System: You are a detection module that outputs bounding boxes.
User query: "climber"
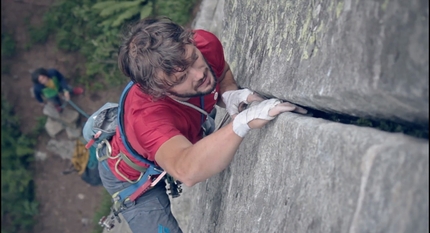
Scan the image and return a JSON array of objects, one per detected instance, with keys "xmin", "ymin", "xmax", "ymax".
[
  {"xmin": 31, "ymin": 67, "xmax": 83, "ymax": 113},
  {"xmin": 96, "ymin": 16, "xmax": 308, "ymax": 233}
]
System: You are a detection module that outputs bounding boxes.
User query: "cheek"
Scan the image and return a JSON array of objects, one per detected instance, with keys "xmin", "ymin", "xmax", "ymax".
[
  {"xmin": 171, "ymin": 82, "xmax": 189, "ymax": 93},
  {"xmin": 39, "ymin": 76, "xmax": 47, "ymax": 84}
]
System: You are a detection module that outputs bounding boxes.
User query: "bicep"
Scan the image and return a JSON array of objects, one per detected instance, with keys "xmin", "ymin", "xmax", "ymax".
[
  {"xmin": 154, "ymin": 135, "xmax": 192, "ymax": 179},
  {"xmin": 130, "ymin": 108, "xmax": 182, "ymax": 161}
]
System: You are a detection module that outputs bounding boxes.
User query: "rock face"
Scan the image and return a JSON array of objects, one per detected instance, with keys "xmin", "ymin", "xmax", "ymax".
[
  {"xmin": 43, "ymin": 103, "xmax": 81, "ymax": 139},
  {"xmin": 192, "ymin": 0, "xmax": 224, "ymax": 36},
  {"xmin": 170, "ymin": 0, "xmax": 430, "ymax": 233},
  {"xmin": 221, "ymin": 0, "xmax": 428, "ymax": 127},
  {"xmin": 184, "ymin": 113, "xmax": 429, "ymax": 233},
  {"xmin": 46, "ymin": 139, "xmax": 76, "ymax": 160}
]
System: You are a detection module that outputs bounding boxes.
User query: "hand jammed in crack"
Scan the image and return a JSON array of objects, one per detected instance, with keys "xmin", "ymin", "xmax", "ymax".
[{"xmin": 222, "ymin": 88, "xmax": 308, "ymax": 137}]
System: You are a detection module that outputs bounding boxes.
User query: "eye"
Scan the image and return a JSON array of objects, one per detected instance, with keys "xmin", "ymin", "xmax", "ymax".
[
  {"xmin": 177, "ymin": 74, "xmax": 187, "ymax": 83},
  {"xmin": 192, "ymin": 53, "xmax": 199, "ymax": 62}
]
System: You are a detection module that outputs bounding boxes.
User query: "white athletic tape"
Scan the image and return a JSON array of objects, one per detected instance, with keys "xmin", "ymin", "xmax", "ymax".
[
  {"xmin": 222, "ymin": 89, "xmax": 253, "ymax": 116},
  {"xmin": 232, "ymin": 99, "xmax": 281, "ymax": 137}
]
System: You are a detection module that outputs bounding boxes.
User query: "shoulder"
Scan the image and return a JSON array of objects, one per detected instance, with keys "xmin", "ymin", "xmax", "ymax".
[
  {"xmin": 193, "ymin": 30, "xmax": 226, "ymax": 78},
  {"xmin": 126, "ymin": 86, "xmax": 176, "ymax": 119},
  {"xmin": 193, "ymin": 30, "xmax": 223, "ymax": 50},
  {"xmin": 47, "ymin": 68, "xmax": 58, "ymax": 74},
  {"xmin": 47, "ymin": 68, "xmax": 62, "ymax": 77}
]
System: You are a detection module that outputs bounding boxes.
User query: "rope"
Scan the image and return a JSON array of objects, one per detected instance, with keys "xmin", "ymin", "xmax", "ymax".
[{"xmin": 66, "ymin": 99, "xmax": 90, "ymax": 118}]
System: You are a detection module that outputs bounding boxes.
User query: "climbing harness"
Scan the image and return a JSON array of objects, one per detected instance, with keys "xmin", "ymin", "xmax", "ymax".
[{"xmin": 83, "ymin": 82, "xmax": 176, "ymax": 230}]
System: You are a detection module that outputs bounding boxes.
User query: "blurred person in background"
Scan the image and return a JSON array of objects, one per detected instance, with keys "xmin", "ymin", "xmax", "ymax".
[{"xmin": 31, "ymin": 67, "xmax": 83, "ymax": 113}]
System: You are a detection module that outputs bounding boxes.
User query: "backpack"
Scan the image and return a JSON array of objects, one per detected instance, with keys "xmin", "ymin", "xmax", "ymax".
[
  {"xmin": 66, "ymin": 138, "xmax": 102, "ymax": 186},
  {"xmin": 82, "ymin": 102, "xmax": 118, "ymax": 149},
  {"xmin": 82, "ymin": 82, "xmax": 161, "ymax": 169},
  {"xmin": 82, "ymin": 81, "xmax": 168, "ymax": 203}
]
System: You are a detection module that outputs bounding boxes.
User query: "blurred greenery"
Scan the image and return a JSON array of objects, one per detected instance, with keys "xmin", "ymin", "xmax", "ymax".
[
  {"xmin": 91, "ymin": 190, "xmax": 113, "ymax": 233},
  {"xmin": 1, "ymin": 97, "xmax": 39, "ymax": 233},
  {"xmin": 27, "ymin": 0, "xmax": 197, "ymax": 90},
  {"xmin": 1, "ymin": 32, "xmax": 16, "ymax": 58},
  {"xmin": 1, "ymin": 32, "xmax": 16, "ymax": 74},
  {"xmin": 22, "ymin": 1, "xmax": 198, "ymax": 231}
]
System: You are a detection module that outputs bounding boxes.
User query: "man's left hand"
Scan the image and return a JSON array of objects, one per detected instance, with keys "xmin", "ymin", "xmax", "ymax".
[{"xmin": 222, "ymin": 89, "xmax": 264, "ymax": 116}]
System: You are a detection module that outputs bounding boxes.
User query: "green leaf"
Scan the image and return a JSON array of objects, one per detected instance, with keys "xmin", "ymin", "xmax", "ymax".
[
  {"xmin": 140, "ymin": 3, "xmax": 152, "ymax": 19},
  {"xmin": 16, "ymin": 147, "xmax": 34, "ymax": 157},
  {"xmin": 92, "ymin": 1, "xmax": 117, "ymax": 10},
  {"xmin": 111, "ymin": 6, "xmax": 141, "ymax": 27},
  {"xmin": 99, "ymin": 17, "xmax": 116, "ymax": 28},
  {"xmin": 22, "ymin": 200, "xmax": 39, "ymax": 216},
  {"xmin": 98, "ymin": 1, "xmax": 144, "ymax": 17}
]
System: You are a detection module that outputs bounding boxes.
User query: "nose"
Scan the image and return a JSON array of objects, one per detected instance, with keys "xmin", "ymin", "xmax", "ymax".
[{"xmin": 188, "ymin": 67, "xmax": 204, "ymax": 82}]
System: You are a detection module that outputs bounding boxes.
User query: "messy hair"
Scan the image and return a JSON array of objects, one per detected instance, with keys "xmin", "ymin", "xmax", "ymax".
[
  {"xmin": 31, "ymin": 67, "xmax": 49, "ymax": 84},
  {"xmin": 118, "ymin": 16, "xmax": 195, "ymax": 99}
]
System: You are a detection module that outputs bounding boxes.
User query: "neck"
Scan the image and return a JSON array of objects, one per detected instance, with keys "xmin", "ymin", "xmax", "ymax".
[{"xmin": 167, "ymin": 94, "xmax": 190, "ymax": 102}]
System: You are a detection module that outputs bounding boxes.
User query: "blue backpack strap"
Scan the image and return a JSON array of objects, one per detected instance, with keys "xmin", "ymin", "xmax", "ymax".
[
  {"xmin": 200, "ymin": 96, "xmax": 205, "ymax": 124},
  {"xmin": 112, "ymin": 166, "xmax": 162, "ymax": 202},
  {"xmin": 117, "ymin": 81, "xmax": 159, "ymax": 168}
]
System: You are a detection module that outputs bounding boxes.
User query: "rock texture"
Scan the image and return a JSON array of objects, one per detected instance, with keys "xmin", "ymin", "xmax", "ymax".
[
  {"xmin": 184, "ymin": 113, "xmax": 429, "ymax": 233},
  {"xmin": 106, "ymin": 0, "xmax": 429, "ymax": 232},
  {"xmin": 170, "ymin": 0, "xmax": 430, "ymax": 233},
  {"xmin": 46, "ymin": 139, "xmax": 76, "ymax": 160},
  {"xmin": 222, "ymin": 0, "xmax": 429, "ymax": 126},
  {"xmin": 43, "ymin": 103, "xmax": 81, "ymax": 139}
]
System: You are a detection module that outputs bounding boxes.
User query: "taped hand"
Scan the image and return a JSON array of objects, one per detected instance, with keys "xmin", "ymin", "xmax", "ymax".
[
  {"xmin": 221, "ymin": 89, "xmax": 265, "ymax": 116},
  {"xmin": 232, "ymin": 99, "xmax": 308, "ymax": 137}
]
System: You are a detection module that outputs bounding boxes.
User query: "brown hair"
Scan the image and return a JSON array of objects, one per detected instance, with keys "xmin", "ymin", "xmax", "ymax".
[
  {"xmin": 118, "ymin": 16, "xmax": 195, "ymax": 99},
  {"xmin": 31, "ymin": 67, "xmax": 49, "ymax": 84}
]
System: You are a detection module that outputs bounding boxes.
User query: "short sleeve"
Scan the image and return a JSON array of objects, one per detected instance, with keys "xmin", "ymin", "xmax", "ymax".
[
  {"xmin": 193, "ymin": 30, "xmax": 226, "ymax": 78},
  {"xmin": 130, "ymin": 107, "xmax": 182, "ymax": 161}
]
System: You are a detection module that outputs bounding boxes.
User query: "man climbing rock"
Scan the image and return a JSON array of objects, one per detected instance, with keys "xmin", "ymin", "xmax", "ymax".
[
  {"xmin": 31, "ymin": 67, "xmax": 83, "ymax": 113},
  {"xmin": 96, "ymin": 17, "xmax": 307, "ymax": 233}
]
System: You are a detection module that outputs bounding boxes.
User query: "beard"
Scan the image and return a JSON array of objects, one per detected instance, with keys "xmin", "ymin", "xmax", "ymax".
[{"xmin": 168, "ymin": 64, "xmax": 218, "ymax": 99}]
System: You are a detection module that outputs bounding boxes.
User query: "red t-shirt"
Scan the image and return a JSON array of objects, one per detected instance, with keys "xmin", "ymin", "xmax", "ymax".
[{"xmin": 108, "ymin": 30, "xmax": 226, "ymax": 181}]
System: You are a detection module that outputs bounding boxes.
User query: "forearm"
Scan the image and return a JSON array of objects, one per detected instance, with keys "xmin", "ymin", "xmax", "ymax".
[{"xmin": 157, "ymin": 121, "xmax": 243, "ymax": 186}]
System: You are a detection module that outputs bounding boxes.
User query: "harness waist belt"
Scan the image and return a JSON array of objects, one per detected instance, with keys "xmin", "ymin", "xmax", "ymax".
[{"xmin": 119, "ymin": 151, "xmax": 148, "ymax": 173}]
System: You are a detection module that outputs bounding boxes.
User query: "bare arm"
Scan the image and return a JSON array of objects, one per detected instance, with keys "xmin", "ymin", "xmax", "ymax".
[
  {"xmin": 155, "ymin": 121, "xmax": 242, "ymax": 187},
  {"xmin": 154, "ymin": 99, "xmax": 302, "ymax": 187}
]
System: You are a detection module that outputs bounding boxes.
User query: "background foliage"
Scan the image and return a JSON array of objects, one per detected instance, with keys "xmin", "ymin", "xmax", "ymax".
[
  {"xmin": 1, "ymin": 32, "xmax": 16, "ymax": 74},
  {"xmin": 1, "ymin": 97, "xmax": 40, "ymax": 233},
  {"xmin": 28, "ymin": 0, "xmax": 198, "ymax": 90},
  {"xmin": 1, "ymin": 1, "xmax": 197, "ymax": 232}
]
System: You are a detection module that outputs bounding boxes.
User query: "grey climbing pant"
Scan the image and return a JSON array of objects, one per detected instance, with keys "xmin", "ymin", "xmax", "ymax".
[{"xmin": 98, "ymin": 160, "xmax": 183, "ymax": 233}]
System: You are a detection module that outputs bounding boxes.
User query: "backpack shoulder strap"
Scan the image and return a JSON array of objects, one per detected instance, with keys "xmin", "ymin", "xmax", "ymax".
[
  {"xmin": 172, "ymin": 96, "xmax": 208, "ymax": 124},
  {"xmin": 117, "ymin": 81, "xmax": 158, "ymax": 168}
]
